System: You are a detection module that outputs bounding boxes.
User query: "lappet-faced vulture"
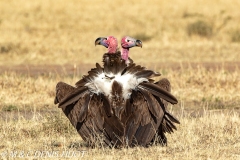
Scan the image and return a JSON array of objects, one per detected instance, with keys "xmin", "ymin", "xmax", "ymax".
[{"xmin": 54, "ymin": 36, "xmax": 179, "ymax": 147}]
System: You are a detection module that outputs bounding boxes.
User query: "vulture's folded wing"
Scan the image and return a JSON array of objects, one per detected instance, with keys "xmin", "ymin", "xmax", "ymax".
[{"xmin": 55, "ymin": 82, "xmax": 113, "ymax": 147}]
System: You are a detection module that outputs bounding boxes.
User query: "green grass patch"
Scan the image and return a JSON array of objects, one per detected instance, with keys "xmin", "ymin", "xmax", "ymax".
[
  {"xmin": 231, "ymin": 30, "xmax": 240, "ymax": 42},
  {"xmin": 187, "ymin": 20, "xmax": 213, "ymax": 37},
  {"xmin": 2, "ymin": 105, "xmax": 18, "ymax": 112}
]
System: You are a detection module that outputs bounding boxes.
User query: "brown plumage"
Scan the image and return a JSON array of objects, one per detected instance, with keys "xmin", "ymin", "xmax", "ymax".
[
  {"xmin": 54, "ymin": 36, "xmax": 180, "ymax": 147},
  {"xmin": 55, "ymin": 82, "xmax": 111, "ymax": 147},
  {"xmin": 55, "ymin": 50, "xmax": 128, "ymax": 147}
]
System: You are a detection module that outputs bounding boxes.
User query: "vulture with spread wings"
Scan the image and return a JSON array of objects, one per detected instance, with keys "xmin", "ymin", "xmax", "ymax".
[{"xmin": 54, "ymin": 36, "xmax": 179, "ymax": 147}]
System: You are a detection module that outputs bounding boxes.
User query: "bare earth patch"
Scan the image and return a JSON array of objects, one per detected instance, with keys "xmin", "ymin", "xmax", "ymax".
[{"xmin": 1, "ymin": 61, "xmax": 239, "ymax": 77}]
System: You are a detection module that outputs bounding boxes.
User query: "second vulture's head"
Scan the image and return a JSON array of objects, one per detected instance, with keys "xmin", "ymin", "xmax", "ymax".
[
  {"xmin": 95, "ymin": 36, "xmax": 118, "ymax": 53},
  {"xmin": 121, "ymin": 36, "xmax": 142, "ymax": 62},
  {"xmin": 121, "ymin": 36, "xmax": 142, "ymax": 49}
]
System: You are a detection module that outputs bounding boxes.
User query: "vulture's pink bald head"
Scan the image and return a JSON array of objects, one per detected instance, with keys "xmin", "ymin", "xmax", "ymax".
[
  {"xmin": 95, "ymin": 36, "xmax": 118, "ymax": 53},
  {"xmin": 121, "ymin": 36, "xmax": 142, "ymax": 61},
  {"xmin": 121, "ymin": 36, "xmax": 142, "ymax": 49}
]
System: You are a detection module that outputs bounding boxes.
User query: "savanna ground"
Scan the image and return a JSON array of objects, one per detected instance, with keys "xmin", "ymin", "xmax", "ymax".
[{"xmin": 0, "ymin": 0, "xmax": 240, "ymax": 159}]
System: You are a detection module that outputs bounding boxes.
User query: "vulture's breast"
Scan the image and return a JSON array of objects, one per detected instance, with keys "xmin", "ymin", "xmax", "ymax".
[{"xmin": 84, "ymin": 72, "xmax": 149, "ymax": 100}]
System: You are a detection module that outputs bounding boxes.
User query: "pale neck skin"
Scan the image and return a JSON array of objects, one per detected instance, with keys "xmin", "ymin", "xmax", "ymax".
[{"xmin": 121, "ymin": 48, "xmax": 129, "ymax": 60}]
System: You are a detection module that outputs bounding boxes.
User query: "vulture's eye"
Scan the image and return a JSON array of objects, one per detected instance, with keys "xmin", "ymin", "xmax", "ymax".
[{"xmin": 126, "ymin": 39, "xmax": 130, "ymax": 42}]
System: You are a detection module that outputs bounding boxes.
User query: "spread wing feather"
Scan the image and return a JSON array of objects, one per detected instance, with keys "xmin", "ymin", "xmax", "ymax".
[
  {"xmin": 124, "ymin": 91, "xmax": 142, "ymax": 145},
  {"xmin": 95, "ymin": 63, "xmax": 103, "ymax": 72},
  {"xmin": 124, "ymin": 98, "xmax": 132, "ymax": 118},
  {"xmin": 77, "ymin": 93, "xmax": 93, "ymax": 122},
  {"xmin": 75, "ymin": 78, "xmax": 86, "ymax": 87},
  {"xmin": 125, "ymin": 120, "xmax": 139, "ymax": 146},
  {"xmin": 101, "ymin": 94, "xmax": 113, "ymax": 117},
  {"xmin": 54, "ymin": 82, "xmax": 76, "ymax": 104},
  {"xmin": 165, "ymin": 112, "xmax": 180, "ymax": 124},
  {"xmin": 155, "ymin": 78, "xmax": 171, "ymax": 92},
  {"xmin": 164, "ymin": 115, "xmax": 177, "ymax": 130},
  {"xmin": 137, "ymin": 88, "xmax": 163, "ymax": 119},
  {"xmin": 100, "ymin": 107, "xmax": 125, "ymax": 147},
  {"xmin": 151, "ymin": 78, "xmax": 180, "ymax": 145},
  {"xmin": 134, "ymin": 123, "xmax": 156, "ymax": 146},
  {"xmin": 125, "ymin": 90, "xmax": 156, "ymax": 146},
  {"xmin": 75, "ymin": 63, "xmax": 103, "ymax": 87},
  {"xmin": 135, "ymin": 70, "xmax": 161, "ymax": 79},
  {"xmin": 165, "ymin": 122, "xmax": 174, "ymax": 133},
  {"xmin": 58, "ymin": 86, "xmax": 89, "ymax": 108},
  {"xmin": 126, "ymin": 65, "xmax": 144, "ymax": 74},
  {"xmin": 138, "ymin": 83, "xmax": 178, "ymax": 104}
]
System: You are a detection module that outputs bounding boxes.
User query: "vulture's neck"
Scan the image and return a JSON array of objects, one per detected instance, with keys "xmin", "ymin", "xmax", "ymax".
[
  {"xmin": 121, "ymin": 48, "xmax": 129, "ymax": 61},
  {"xmin": 108, "ymin": 46, "xmax": 117, "ymax": 53}
]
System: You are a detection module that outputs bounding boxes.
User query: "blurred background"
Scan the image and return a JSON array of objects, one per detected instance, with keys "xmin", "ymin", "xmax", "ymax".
[{"xmin": 0, "ymin": 0, "xmax": 240, "ymax": 67}]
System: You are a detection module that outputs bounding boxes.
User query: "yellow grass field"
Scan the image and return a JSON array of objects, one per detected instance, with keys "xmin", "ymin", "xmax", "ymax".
[{"xmin": 0, "ymin": 0, "xmax": 240, "ymax": 159}]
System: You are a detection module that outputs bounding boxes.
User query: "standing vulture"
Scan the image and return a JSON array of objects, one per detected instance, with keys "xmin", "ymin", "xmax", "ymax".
[{"xmin": 55, "ymin": 36, "xmax": 179, "ymax": 147}]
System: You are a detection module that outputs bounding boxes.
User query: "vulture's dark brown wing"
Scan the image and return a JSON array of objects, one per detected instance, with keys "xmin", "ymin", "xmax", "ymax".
[
  {"xmin": 55, "ymin": 82, "xmax": 115, "ymax": 147},
  {"xmin": 124, "ymin": 90, "xmax": 149, "ymax": 146},
  {"xmin": 138, "ymin": 82, "xmax": 178, "ymax": 104},
  {"xmin": 135, "ymin": 70, "xmax": 161, "ymax": 79},
  {"xmin": 58, "ymin": 62, "xmax": 104, "ymax": 109},
  {"xmin": 137, "ymin": 87, "xmax": 164, "ymax": 119},
  {"xmin": 100, "ymin": 108, "xmax": 125, "ymax": 147},
  {"xmin": 58, "ymin": 86, "xmax": 89, "ymax": 108},
  {"xmin": 55, "ymin": 81, "xmax": 128, "ymax": 147},
  {"xmin": 152, "ymin": 78, "xmax": 180, "ymax": 146},
  {"xmin": 124, "ymin": 89, "xmax": 163, "ymax": 147},
  {"xmin": 54, "ymin": 82, "xmax": 76, "ymax": 104},
  {"xmin": 155, "ymin": 78, "xmax": 180, "ymax": 126},
  {"xmin": 108, "ymin": 64, "xmax": 179, "ymax": 147},
  {"xmin": 126, "ymin": 88, "xmax": 165, "ymax": 147}
]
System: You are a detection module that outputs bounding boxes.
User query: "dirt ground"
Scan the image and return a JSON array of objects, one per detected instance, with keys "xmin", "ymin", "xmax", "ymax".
[{"xmin": 1, "ymin": 61, "xmax": 239, "ymax": 77}]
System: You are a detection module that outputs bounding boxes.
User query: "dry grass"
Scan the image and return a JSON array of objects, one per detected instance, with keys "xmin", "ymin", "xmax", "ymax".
[
  {"xmin": 1, "ymin": 0, "xmax": 240, "ymax": 159},
  {"xmin": 0, "ymin": 109, "xmax": 239, "ymax": 159}
]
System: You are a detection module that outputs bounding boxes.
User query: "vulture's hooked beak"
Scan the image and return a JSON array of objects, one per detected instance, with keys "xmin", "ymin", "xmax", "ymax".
[
  {"xmin": 95, "ymin": 37, "xmax": 108, "ymax": 48},
  {"xmin": 135, "ymin": 40, "xmax": 142, "ymax": 48}
]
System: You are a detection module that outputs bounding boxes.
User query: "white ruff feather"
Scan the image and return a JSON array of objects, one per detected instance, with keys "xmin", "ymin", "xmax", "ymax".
[{"xmin": 84, "ymin": 72, "xmax": 148, "ymax": 99}]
